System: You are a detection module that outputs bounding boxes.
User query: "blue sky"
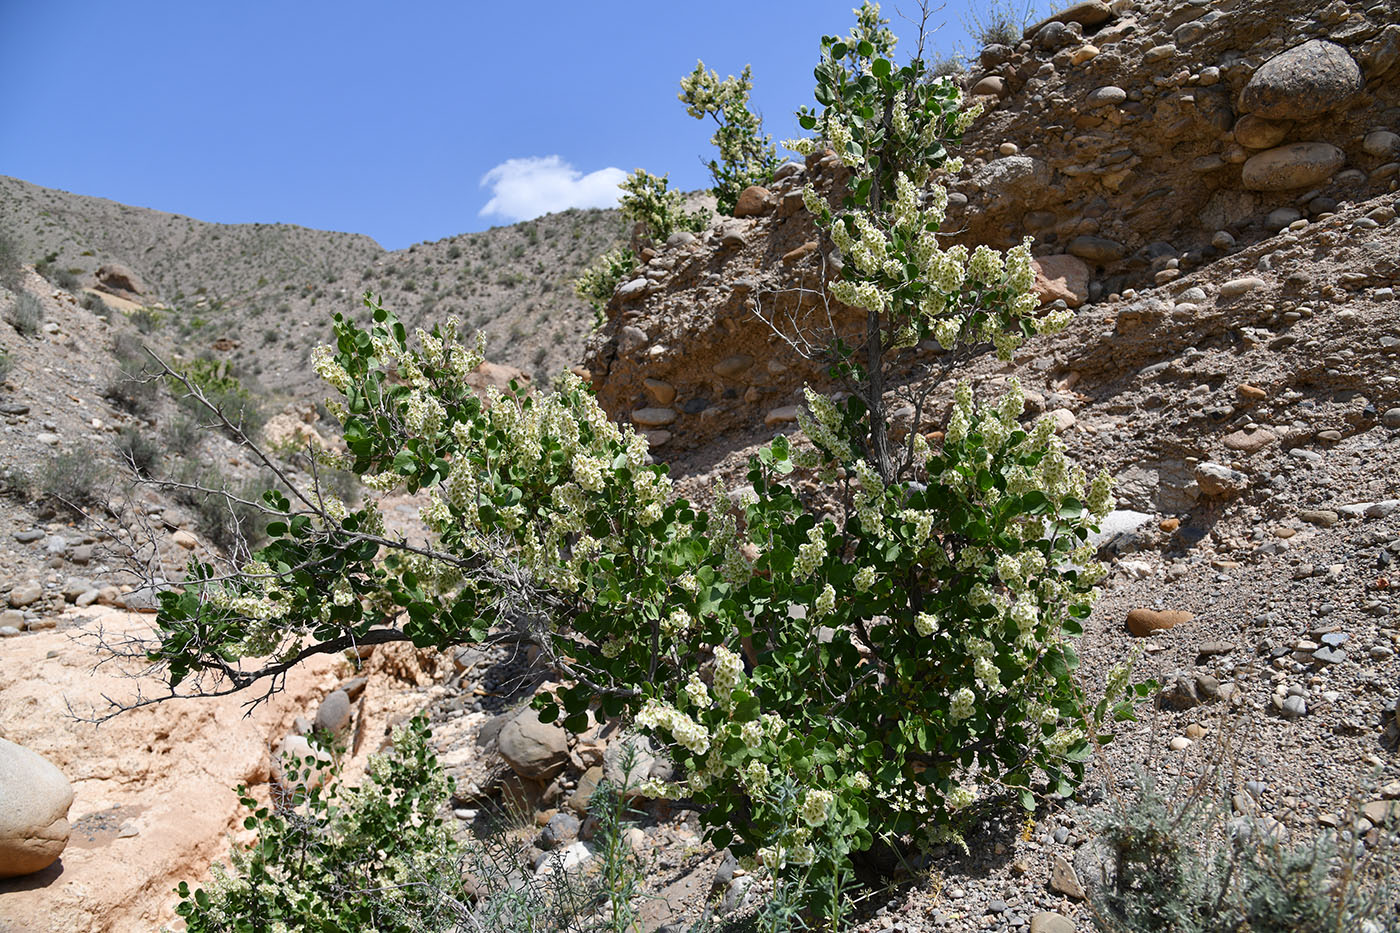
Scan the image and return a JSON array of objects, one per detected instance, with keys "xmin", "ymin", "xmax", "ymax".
[{"xmin": 1, "ymin": 1, "xmax": 1004, "ymax": 250}]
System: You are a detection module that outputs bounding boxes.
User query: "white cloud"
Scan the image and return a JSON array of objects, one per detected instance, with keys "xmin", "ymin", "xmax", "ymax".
[{"xmin": 478, "ymin": 156, "xmax": 627, "ymax": 222}]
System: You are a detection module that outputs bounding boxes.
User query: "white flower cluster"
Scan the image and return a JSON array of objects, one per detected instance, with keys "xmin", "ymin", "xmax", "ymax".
[
  {"xmin": 635, "ymin": 699, "xmax": 710, "ymax": 756},
  {"xmin": 684, "ymin": 672, "xmax": 712, "ymax": 709},
  {"xmin": 310, "ymin": 345, "xmax": 352, "ymax": 393},
  {"xmin": 950, "ymin": 686, "xmax": 976, "ymax": 720},
  {"xmin": 795, "ymin": 525, "xmax": 828, "ymax": 578},
  {"xmin": 801, "ymin": 788, "xmax": 834, "ymax": 826},
  {"xmin": 796, "ymin": 387, "xmax": 850, "ymax": 460},
  {"xmin": 945, "ymin": 782, "xmax": 977, "ymax": 811},
  {"xmin": 712, "ymin": 645, "xmax": 745, "ymax": 709}
]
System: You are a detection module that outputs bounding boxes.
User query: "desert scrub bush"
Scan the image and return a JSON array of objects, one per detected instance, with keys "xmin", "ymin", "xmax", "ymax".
[
  {"xmin": 0, "ymin": 349, "xmax": 12, "ymax": 384},
  {"xmin": 679, "ymin": 61, "xmax": 781, "ymax": 215},
  {"xmin": 136, "ymin": 3, "xmax": 1135, "ymax": 921},
  {"xmin": 114, "ymin": 424, "xmax": 161, "ymax": 477},
  {"xmin": 169, "ymin": 357, "xmax": 267, "ymax": 442},
  {"xmin": 1085, "ymin": 770, "xmax": 1400, "ymax": 932},
  {"xmin": 965, "ymin": 0, "xmax": 1040, "ymax": 48},
  {"xmin": 80, "ymin": 291, "xmax": 113, "ymax": 319},
  {"xmin": 0, "ymin": 232, "xmax": 21, "ymax": 292},
  {"xmin": 5, "ymin": 291, "xmax": 43, "ymax": 336},
  {"xmin": 160, "ymin": 413, "xmax": 201, "ymax": 453},
  {"xmin": 40, "ymin": 446, "xmax": 106, "ymax": 513},
  {"xmin": 176, "ymin": 715, "xmax": 470, "ymax": 933},
  {"xmin": 104, "ymin": 332, "xmax": 162, "ymax": 416},
  {"xmin": 170, "ymin": 463, "xmax": 278, "ymax": 553},
  {"xmin": 573, "ymin": 246, "xmax": 636, "ymax": 325},
  {"xmin": 617, "ymin": 168, "xmax": 709, "ymax": 245},
  {"xmin": 128, "ymin": 306, "xmax": 164, "ymax": 334}
]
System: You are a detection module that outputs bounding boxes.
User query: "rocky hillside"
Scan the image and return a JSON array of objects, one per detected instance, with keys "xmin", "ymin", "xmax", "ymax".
[{"xmin": 0, "ymin": 175, "xmax": 626, "ymax": 391}]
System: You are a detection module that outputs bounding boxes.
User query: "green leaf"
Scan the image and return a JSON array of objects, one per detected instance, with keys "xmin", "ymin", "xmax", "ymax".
[{"xmin": 872, "ymin": 58, "xmax": 891, "ymax": 78}]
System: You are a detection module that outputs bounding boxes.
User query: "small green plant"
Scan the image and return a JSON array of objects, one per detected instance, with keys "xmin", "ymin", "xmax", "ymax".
[
  {"xmin": 0, "ymin": 232, "xmax": 21, "ymax": 292},
  {"xmin": 0, "ymin": 349, "xmax": 12, "ymax": 384},
  {"xmin": 965, "ymin": 0, "xmax": 1040, "ymax": 49},
  {"xmin": 40, "ymin": 446, "xmax": 106, "ymax": 513},
  {"xmin": 115, "ymin": 424, "xmax": 162, "ymax": 477},
  {"xmin": 1085, "ymin": 770, "xmax": 1399, "ymax": 932},
  {"xmin": 617, "ymin": 168, "xmax": 710, "ymax": 245},
  {"xmin": 176, "ymin": 716, "xmax": 468, "ymax": 933},
  {"xmin": 128, "ymin": 307, "xmax": 164, "ymax": 334},
  {"xmin": 6, "ymin": 292, "xmax": 43, "ymax": 336},
  {"xmin": 573, "ymin": 246, "xmax": 637, "ymax": 325},
  {"xmin": 679, "ymin": 61, "xmax": 782, "ymax": 214},
  {"xmin": 169, "ymin": 358, "xmax": 267, "ymax": 442}
]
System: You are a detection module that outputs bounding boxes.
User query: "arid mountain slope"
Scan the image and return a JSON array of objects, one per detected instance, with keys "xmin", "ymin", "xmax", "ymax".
[{"xmin": 0, "ymin": 175, "xmax": 626, "ymax": 391}]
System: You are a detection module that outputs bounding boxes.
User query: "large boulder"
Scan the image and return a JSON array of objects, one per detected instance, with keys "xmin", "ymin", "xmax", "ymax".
[
  {"xmin": 94, "ymin": 263, "xmax": 147, "ymax": 298},
  {"xmin": 0, "ymin": 737, "xmax": 73, "ymax": 877},
  {"xmin": 1239, "ymin": 40, "xmax": 1363, "ymax": 121},
  {"xmin": 1241, "ymin": 142, "xmax": 1345, "ymax": 191},
  {"xmin": 972, "ymin": 156, "xmax": 1051, "ymax": 198},
  {"xmin": 497, "ymin": 709, "xmax": 568, "ymax": 780},
  {"xmin": 1032, "ymin": 255, "xmax": 1090, "ymax": 308}
]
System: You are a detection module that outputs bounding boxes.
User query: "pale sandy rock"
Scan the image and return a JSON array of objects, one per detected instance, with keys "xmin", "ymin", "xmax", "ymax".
[
  {"xmin": 765, "ymin": 406, "xmax": 800, "ymax": 427},
  {"xmin": 0, "ymin": 609, "xmax": 349, "ymax": 932},
  {"xmin": 497, "ymin": 709, "xmax": 568, "ymax": 781},
  {"xmin": 971, "ymin": 75, "xmax": 1007, "ymax": 97},
  {"xmin": 0, "ymin": 738, "xmax": 73, "ymax": 878}
]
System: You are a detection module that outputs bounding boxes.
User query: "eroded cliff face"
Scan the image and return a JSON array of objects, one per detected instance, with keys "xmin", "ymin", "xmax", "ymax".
[{"xmin": 584, "ymin": 0, "xmax": 1400, "ymax": 463}]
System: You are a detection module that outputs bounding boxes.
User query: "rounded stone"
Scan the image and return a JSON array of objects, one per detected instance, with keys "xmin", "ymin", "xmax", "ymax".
[
  {"xmin": 1066, "ymin": 235, "xmax": 1126, "ymax": 264},
  {"xmin": 1194, "ymin": 462, "xmax": 1249, "ymax": 497},
  {"xmin": 1126, "ymin": 608, "xmax": 1194, "ymax": 637},
  {"xmin": 313, "ymin": 688, "xmax": 353, "ymax": 737},
  {"xmin": 1240, "ymin": 40, "xmax": 1363, "ymax": 121},
  {"xmin": 971, "ymin": 75, "xmax": 1007, "ymax": 97},
  {"xmin": 1241, "ymin": 142, "xmax": 1345, "ymax": 191},
  {"xmin": 1032, "ymin": 255, "xmax": 1090, "ymax": 308},
  {"xmin": 498, "ymin": 709, "xmax": 569, "ymax": 781},
  {"xmin": 631, "ymin": 407, "xmax": 677, "ymax": 427},
  {"xmin": 271, "ymin": 734, "xmax": 330, "ymax": 791},
  {"xmin": 1233, "ymin": 114, "xmax": 1290, "ymax": 150},
  {"xmin": 732, "ymin": 186, "xmax": 774, "ymax": 218},
  {"xmin": 713, "ymin": 354, "xmax": 755, "ymax": 379},
  {"xmin": 1364, "ymin": 131, "xmax": 1400, "ymax": 159},
  {"xmin": 0, "ymin": 737, "xmax": 73, "ymax": 878},
  {"xmin": 1086, "ymin": 85, "xmax": 1127, "ymax": 108}
]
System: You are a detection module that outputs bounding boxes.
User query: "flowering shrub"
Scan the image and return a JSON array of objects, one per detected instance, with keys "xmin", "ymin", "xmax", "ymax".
[
  {"xmin": 678, "ymin": 60, "xmax": 781, "ymax": 214},
  {"xmin": 144, "ymin": 4, "xmax": 1140, "ymax": 915},
  {"xmin": 616, "ymin": 168, "xmax": 709, "ymax": 246},
  {"xmin": 175, "ymin": 716, "xmax": 464, "ymax": 933},
  {"xmin": 573, "ymin": 246, "xmax": 636, "ymax": 326}
]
